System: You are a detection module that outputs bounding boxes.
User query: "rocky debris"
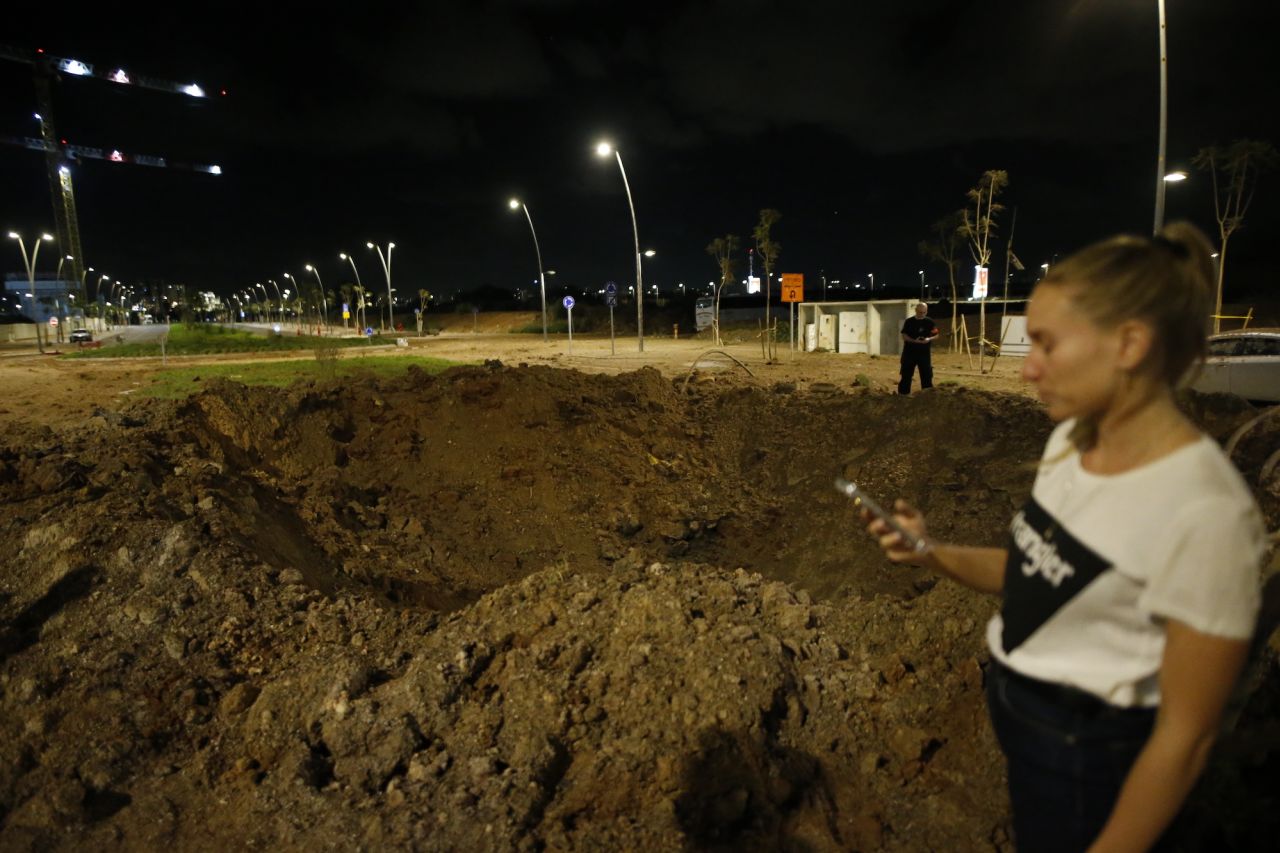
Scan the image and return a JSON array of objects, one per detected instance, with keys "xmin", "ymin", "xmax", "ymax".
[{"xmin": 0, "ymin": 366, "xmax": 1275, "ymax": 849}]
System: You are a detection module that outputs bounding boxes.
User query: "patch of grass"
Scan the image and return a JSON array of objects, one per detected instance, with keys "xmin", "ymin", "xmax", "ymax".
[
  {"xmin": 68, "ymin": 324, "xmax": 393, "ymax": 358},
  {"xmin": 140, "ymin": 354, "xmax": 463, "ymax": 399}
]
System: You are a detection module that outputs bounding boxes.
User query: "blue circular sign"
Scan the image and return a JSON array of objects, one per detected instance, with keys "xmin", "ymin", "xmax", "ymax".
[
  {"xmin": 604, "ymin": 281, "xmax": 617, "ymax": 295},
  {"xmin": 365, "ymin": 327, "xmax": 374, "ymax": 337},
  {"xmin": 563, "ymin": 296, "xmax": 575, "ymax": 310}
]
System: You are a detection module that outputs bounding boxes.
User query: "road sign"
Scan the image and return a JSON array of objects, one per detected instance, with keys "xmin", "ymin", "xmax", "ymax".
[
  {"xmin": 781, "ymin": 273, "xmax": 804, "ymax": 303},
  {"xmin": 604, "ymin": 281, "xmax": 617, "ymax": 295},
  {"xmin": 49, "ymin": 316, "xmax": 59, "ymax": 326},
  {"xmin": 605, "ymin": 295, "xmax": 617, "ymax": 308},
  {"xmin": 563, "ymin": 296, "xmax": 575, "ymax": 310}
]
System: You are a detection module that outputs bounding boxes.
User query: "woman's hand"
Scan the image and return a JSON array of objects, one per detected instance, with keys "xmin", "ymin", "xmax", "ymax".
[{"xmin": 863, "ymin": 499, "xmax": 931, "ymax": 566}]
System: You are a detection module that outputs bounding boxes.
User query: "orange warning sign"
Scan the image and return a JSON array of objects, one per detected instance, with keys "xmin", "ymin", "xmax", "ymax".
[{"xmin": 781, "ymin": 273, "xmax": 804, "ymax": 303}]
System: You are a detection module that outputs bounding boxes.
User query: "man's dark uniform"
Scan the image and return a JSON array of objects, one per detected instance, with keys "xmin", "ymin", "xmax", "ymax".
[{"xmin": 899, "ymin": 314, "xmax": 939, "ymax": 394}]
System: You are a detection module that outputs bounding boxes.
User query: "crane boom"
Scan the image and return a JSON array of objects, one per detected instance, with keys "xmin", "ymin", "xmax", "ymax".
[{"xmin": 1, "ymin": 42, "xmax": 222, "ymax": 309}]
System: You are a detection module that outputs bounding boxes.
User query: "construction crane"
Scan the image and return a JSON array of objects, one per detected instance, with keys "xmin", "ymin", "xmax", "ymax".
[{"xmin": 0, "ymin": 44, "xmax": 223, "ymax": 313}]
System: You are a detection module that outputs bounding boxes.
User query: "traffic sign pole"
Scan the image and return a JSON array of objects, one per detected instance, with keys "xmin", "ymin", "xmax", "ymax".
[
  {"xmin": 563, "ymin": 295, "xmax": 575, "ymax": 355},
  {"xmin": 604, "ymin": 281, "xmax": 617, "ymax": 355}
]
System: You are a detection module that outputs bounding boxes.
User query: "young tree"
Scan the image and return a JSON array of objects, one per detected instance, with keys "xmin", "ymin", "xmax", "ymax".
[
  {"xmin": 353, "ymin": 285, "xmax": 367, "ymax": 332},
  {"xmin": 747, "ymin": 212, "xmax": 778, "ymax": 358},
  {"xmin": 417, "ymin": 288, "xmax": 431, "ymax": 335},
  {"xmin": 958, "ymin": 170, "xmax": 1009, "ymax": 371},
  {"xmin": 918, "ymin": 210, "xmax": 966, "ymax": 352},
  {"xmin": 706, "ymin": 235, "xmax": 741, "ymax": 346},
  {"xmin": 753, "ymin": 209, "xmax": 782, "ymax": 359},
  {"xmin": 1192, "ymin": 139, "xmax": 1279, "ymax": 332}
]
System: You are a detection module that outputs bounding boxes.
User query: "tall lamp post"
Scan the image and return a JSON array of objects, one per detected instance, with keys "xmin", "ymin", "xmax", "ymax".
[
  {"xmin": 305, "ymin": 264, "xmax": 329, "ymax": 334},
  {"xmin": 367, "ymin": 242, "xmax": 395, "ymax": 333},
  {"xmin": 339, "ymin": 252, "xmax": 365, "ymax": 331},
  {"xmin": 266, "ymin": 279, "xmax": 283, "ymax": 324},
  {"xmin": 8, "ymin": 231, "xmax": 54, "ymax": 351},
  {"xmin": 595, "ymin": 141, "xmax": 645, "ymax": 352},
  {"xmin": 282, "ymin": 272, "xmax": 303, "ymax": 331},
  {"xmin": 918, "ymin": 270, "xmax": 925, "ymax": 300},
  {"xmin": 508, "ymin": 198, "xmax": 548, "ymax": 341},
  {"xmin": 1153, "ymin": 0, "xmax": 1169, "ymax": 234},
  {"xmin": 254, "ymin": 282, "xmax": 270, "ymax": 323}
]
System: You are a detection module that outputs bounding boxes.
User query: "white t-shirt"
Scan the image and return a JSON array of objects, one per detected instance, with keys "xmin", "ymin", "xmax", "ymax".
[{"xmin": 986, "ymin": 419, "xmax": 1265, "ymax": 708}]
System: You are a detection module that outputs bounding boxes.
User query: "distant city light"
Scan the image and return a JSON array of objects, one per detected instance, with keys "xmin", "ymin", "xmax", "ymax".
[{"xmin": 60, "ymin": 59, "xmax": 91, "ymax": 76}]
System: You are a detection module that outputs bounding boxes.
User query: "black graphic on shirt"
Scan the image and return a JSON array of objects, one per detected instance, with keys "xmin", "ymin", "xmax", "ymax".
[{"xmin": 1001, "ymin": 495, "xmax": 1112, "ymax": 653}]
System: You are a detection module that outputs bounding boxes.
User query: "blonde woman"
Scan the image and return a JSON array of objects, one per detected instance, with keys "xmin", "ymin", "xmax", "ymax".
[{"xmin": 865, "ymin": 222, "xmax": 1265, "ymax": 852}]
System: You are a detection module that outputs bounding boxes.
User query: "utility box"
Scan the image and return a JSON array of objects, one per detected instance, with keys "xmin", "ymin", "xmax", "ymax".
[
  {"xmin": 838, "ymin": 311, "xmax": 869, "ymax": 354},
  {"xmin": 817, "ymin": 314, "xmax": 836, "ymax": 350},
  {"xmin": 999, "ymin": 315, "xmax": 1030, "ymax": 356}
]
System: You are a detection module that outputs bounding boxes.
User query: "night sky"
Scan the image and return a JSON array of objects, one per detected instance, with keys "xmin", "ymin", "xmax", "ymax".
[{"xmin": 2, "ymin": 0, "xmax": 1277, "ymax": 307}]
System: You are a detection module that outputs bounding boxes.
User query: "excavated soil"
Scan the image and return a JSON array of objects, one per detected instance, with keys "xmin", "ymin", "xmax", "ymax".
[{"xmin": 0, "ymin": 357, "xmax": 1277, "ymax": 851}]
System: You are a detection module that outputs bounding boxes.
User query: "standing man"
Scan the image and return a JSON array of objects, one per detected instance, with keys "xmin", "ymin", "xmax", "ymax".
[{"xmin": 899, "ymin": 301, "xmax": 940, "ymax": 394}]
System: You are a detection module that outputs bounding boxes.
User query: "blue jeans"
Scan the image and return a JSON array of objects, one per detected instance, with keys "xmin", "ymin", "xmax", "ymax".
[{"xmin": 987, "ymin": 661, "xmax": 1166, "ymax": 852}]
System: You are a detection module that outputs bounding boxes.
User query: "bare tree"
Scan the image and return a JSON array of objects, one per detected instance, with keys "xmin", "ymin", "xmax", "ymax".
[
  {"xmin": 418, "ymin": 288, "xmax": 431, "ymax": 335},
  {"xmin": 353, "ymin": 285, "xmax": 367, "ymax": 333},
  {"xmin": 1192, "ymin": 139, "xmax": 1279, "ymax": 332},
  {"xmin": 958, "ymin": 170, "xmax": 1009, "ymax": 371},
  {"xmin": 706, "ymin": 235, "xmax": 741, "ymax": 346},
  {"xmin": 918, "ymin": 210, "xmax": 966, "ymax": 352},
  {"xmin": 753, "ymin": 209, "xmax": 782, "ymax": 359}
]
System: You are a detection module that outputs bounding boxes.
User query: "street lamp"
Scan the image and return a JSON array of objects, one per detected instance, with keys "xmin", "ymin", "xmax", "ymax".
[
  {"xmin": 339, "ymin": 253, "xmax": 365, "ymax": 330},
  {"xmin": 367, "ymin": 242, "xmax": 395, "ymax": 333},
  {"xmin": 255, "ymin": 282, "xmax": 269, "ymax": 322},
  {"xmin": 305, "ymin": 264, "xmax": 328, "ymax": 333},
  {"xmin": 282, "ymin": 272, "xmax": 302, "ymax": 330},
  {"xmin": 508, "ymin": 198, "xmax": 548, "ymax": 341},
  {"xmin": 7, "ymin": 231, "xmax": 54, "ymax": 351},
  {"xmin": 918, "ymin": 270, "xmax": 925, "ymax": 300},
  {"xmin": 867, "ymin": 273, "xmax": 874, "ymax": 296},
  {"xmin": 1153, "ymin": 0, "xmax": 1169, "ymax": 234},
  {"xmin": 595, "ymin": 141, "xmax": 645, "ymax": 352}
]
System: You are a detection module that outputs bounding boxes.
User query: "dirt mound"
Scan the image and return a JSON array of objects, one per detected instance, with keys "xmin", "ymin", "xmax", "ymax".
[{"xmin": 0, "ymin": 365, "xmax": 1275, "ymax": 850}]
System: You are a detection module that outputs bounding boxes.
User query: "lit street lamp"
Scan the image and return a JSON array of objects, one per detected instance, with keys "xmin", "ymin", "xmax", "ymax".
[
  {"xmin": 282, "ymin": 272, "xmax": 303, "ymax": 330},
  {"xmin": 7, "ymin": 231, "xmax": 54, "ymax": 351},
  {"xmin": 305, "ymin": 264, "xmax": 329, "ymax": 333},
  {"xmin": 367, "ymin": 242, "xmax": 395, "ymax": 333},
  {"xmin": 918, "ymin": 270, "xmax": 925, "ymax": 300},
  {"xmin": 339, "ymin": 253, "xmax": 365, "ymax": 330},
  {"xmin": 596, "ymin": 141, "xmax": 645, "ymax": 352},
  {"xmin": 867, "ymin": 273, "xmax": 874, "ymax": 295},
  {"xmin": 508, "ymin": 198, "xmax": 548, "ymax": 341}
]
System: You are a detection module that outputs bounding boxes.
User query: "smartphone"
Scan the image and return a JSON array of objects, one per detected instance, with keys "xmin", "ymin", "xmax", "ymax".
[{"xmin": 835, "ymin": 478, "xmax": 929, "ymax": 553}]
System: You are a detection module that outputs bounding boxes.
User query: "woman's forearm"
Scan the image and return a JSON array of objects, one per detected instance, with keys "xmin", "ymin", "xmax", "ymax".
[
  {"xmin": 922, "ymin": 545, "xmax": 1006, "ymax": 593},
  {"xmin": 1087, "ymin": 727, "xmax": 1214, "ymax": 852}
]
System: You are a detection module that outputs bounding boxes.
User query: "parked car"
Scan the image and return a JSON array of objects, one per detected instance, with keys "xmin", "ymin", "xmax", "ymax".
[
  {"xmin": 1189, "ymin": 328, "xmax": 1280, "ymax": 403},
  {"xmin": 69, "ymin": 328, "xmax": 93, "ymax": 343}
]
